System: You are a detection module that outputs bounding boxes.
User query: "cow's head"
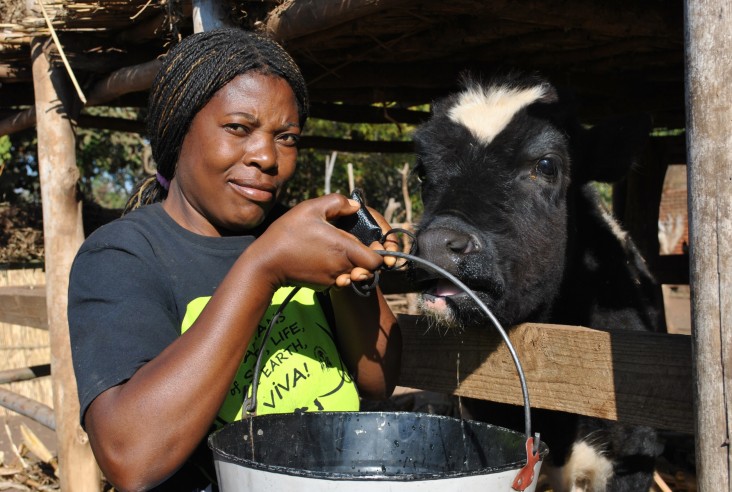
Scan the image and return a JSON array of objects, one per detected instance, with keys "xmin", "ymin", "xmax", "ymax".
[{"xmin": 413, "ymin": 73, "xmax": 651, "ymax": 328}]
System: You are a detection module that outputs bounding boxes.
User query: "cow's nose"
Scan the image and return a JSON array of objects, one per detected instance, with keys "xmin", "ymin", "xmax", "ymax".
[
  {"xmin": 417, "ymin": 228, "xmax": 481, "ymax": 261},
  {"xmin": 446, "ymin": 230, "xmax": 480, "ymax": 254}
]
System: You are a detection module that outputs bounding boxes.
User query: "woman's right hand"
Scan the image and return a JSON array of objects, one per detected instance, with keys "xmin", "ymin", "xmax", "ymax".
[{"xmin": 247, "ymin": 194, "xmax": 386, "ymax": 291}]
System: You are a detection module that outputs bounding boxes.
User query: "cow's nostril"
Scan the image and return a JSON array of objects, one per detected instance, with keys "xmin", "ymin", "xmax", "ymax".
[
  {"xmin": 445, "ymin": 232, "xmax": 480, "ymax": 255},
  {"xmin": 416, "ymin": 227, "xmax": 481, "ymax": 264}
]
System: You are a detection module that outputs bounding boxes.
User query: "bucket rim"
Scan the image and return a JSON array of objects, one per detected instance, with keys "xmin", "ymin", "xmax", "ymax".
[{"xmin": 208, "ymin": 411, "xmax": 549, "ymax": 482}]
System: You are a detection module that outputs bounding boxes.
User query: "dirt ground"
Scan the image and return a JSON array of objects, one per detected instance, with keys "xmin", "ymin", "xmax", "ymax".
[{"xmin": 0, "ymin": 414, "xmax": 59, "ymax": 491}]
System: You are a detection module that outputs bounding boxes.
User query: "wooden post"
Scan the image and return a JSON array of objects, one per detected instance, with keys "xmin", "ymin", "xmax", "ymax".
[
  {"xmin": 192, "ymin": 0, "xmax": 234, "ymax": 32},
  {"xmin": 684, "ymin": 0, "xmax": 732, "ymax": 489},
  {"xmin": 31, "ymin": 37, "xmax": 100, "ymax": 490}
]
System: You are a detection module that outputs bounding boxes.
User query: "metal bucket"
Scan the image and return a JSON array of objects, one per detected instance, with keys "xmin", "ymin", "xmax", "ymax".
[
  {"xmin": 208, "ymin": 411, "xmax": 547, "ymax": 491},
  {"xmin": 209, "ymin": 257, "xmax": 547, "ymax": 490}
]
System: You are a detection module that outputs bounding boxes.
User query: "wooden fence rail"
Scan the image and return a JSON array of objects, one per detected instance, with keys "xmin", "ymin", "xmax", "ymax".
[
  {"xmin": 0, "ymin": 285, "xmax": 47, "ymax": 329},
  {"xmin": 0, "ymin": 387, "xmax": 55, "ymax": 430},
  {"xmin": 398, "ymin": 315, "xmax": 693, "ymax": 435},
  {"xmin": 1, "ymin": 287, "xmax": 693, "ymax": 435}
]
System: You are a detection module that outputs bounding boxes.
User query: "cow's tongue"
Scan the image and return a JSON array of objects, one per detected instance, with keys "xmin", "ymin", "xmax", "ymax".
[{"xmin": 433, "ymin": 279, "xmax": 463, "ymax": 297}]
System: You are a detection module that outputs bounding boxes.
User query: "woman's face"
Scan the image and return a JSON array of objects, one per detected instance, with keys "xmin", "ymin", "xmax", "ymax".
[{"xmin": 164, "ymin": 72, "xmax": 301, "ymax": 236}]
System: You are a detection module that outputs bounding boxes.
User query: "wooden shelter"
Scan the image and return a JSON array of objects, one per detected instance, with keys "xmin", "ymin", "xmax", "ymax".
[{"xmin": 0, "ymin": 1, "xmax": 729, "ymax": 490}]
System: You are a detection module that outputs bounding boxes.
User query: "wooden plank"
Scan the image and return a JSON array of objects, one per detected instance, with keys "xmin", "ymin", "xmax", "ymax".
[
  {"xmin": 398, "ymin": 315, "xmax": 693, "ymax": 434},
  {"xmin": 0, "ymin": 387, "xmax": 55, "ymax": 430},
  {"xmin": 685, "ymin": 0, "xmax": 732, "ymax": 488},
  {"xmin": 0, "ymin": 285, "xmax": 47, "ymax": 329},
  {"xmin": 0, "ymin": 364, "xmax": 51, "ymax": 384},
  {"xmin": 0, "ymin": 106, "xmax": 34, "ymax": 137},
  {"xmin": 265, "ymin": 0, "xmax": 415, "ymax": 42},
  {"xmin": 1, "ymin": 289, "xmax": 694, "ymax": 433}
]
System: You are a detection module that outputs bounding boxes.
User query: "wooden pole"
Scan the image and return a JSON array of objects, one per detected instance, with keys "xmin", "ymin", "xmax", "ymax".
[
  {"xmin": 0, "ymin": 387, "xmax": 56, "ymax": 430},
  {"xmin": 684, "ymin": 0, "xmax": 732, "ymax": 489},
  {"xmin": 192, "ymin": 0, "xmax": 234, "ymax": 31},
  {"xmin": 264, "ymin": 0, "xmax": 414, "ymax": 41},
  {"xmin": 85, "ymin": 58, "xmax": 161, "ymax": 106},
  {"xmin": 0, "ymin": 107, "xmax": 35, "ymax": 136},
  {"xmin": 31, "ymin": 37, "xmax": 100, "ymax": 490}
]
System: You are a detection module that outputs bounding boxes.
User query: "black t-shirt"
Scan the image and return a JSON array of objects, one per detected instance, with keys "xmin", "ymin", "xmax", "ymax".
[
  {"xmin": 68, "ymin": 203, "xmax": 350, "ymax": 490},
  {"xmin": 68, "ymin": 203, "xmax": 256, "ymax": 490}
]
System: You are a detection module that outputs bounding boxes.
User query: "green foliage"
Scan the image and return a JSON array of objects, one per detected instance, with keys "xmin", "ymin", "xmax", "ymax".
[
  {"xmin": 76, "ymin": 107, "xmax": 148, "ymax": 209},
  {"xmin": 0, "ymin": 108, "xmax": 147, "ymax": 209},
  {"xmin": 593, "ymin": 182, "xmax": 614, "ymax": 211},
  {"xmin": 0, "ymin": 130, "xmax": 40, "ymax": 204},
  {"xmin": 0, "ymin": 135, "xmax": 10, "ymax": 161}
]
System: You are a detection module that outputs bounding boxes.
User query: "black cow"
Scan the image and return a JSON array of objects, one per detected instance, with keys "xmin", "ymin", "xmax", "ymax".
[{"xmin": 412, "ymin": 73, "xmax": 664, "ymax": 491}]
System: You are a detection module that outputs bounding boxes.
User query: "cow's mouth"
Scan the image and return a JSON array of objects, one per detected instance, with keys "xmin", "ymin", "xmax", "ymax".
[
  {"xmin": 421, "ymin": 279, "xmax": 466, "ymax": 309},
  {"xmin": 417, "ymin": 271, "xmax": 507, "ymax": 327},
  {"xmin": 417, "ymin": 272, "xmax": 504, "ymax": 300},
  {"xmin": 426, "ymin": 279, "xmax": 464, "ymax": 298}
]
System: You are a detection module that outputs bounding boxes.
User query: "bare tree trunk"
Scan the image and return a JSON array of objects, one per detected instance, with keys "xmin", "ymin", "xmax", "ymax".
[
  {"xmin": 324, "ymin": 151, "xmax": 337, "ymax": 194},
  {"xmin": 347, "ymin": 162, "xmax": 354, "ymax": 193},
  {"xmin": 31, "ymin": 37, "xmax": 100, "ymax": 491},
  {"xmin": 684, "ymin": 0, "xmax": 732, "ymax": 489}
]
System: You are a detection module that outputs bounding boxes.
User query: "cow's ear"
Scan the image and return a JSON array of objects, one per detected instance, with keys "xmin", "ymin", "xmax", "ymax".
[
  {"xmin": 430, "ymin": 95, "xmax": 453, "ymax": 117},
  {"xmin": 577, "ymin": 113, "xmax": 653, "ymax": 183}
]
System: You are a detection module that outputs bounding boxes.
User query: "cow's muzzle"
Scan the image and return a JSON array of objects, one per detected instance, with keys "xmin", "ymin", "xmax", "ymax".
[{"xmin": 415, "ymin": 227, "xmax": 482, "ymax": 269}]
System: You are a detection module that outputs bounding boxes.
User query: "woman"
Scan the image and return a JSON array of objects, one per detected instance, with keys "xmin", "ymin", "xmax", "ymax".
[{"xmin": 68, "ymin": 28, "xmax": 401, "ymax": 491}]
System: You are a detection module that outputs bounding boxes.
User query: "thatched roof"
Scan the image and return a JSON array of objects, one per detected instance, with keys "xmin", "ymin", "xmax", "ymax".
[{"xmin": 0, "ymin": 0, "xmax": 686, "ymax": 135}]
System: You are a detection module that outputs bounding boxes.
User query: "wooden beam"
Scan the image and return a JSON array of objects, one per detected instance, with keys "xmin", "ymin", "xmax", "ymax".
[
  {"xmin": 192, "ymin": 0, "xmax": 235, "ymax": 32},
  {"xmin": 398, "ymin": 315, "xmax": 693, "ymax": 434},
  {"xmin": 685, "ymin": 0, "xmax": 732, "ymax": 488},
  {"xmin": 85, "ymin": 58, "xmax": 161, "ymax": 106},
  {"xmin": 0, "ymin": 64, "xmax": 31, "ymax": 80},
  {"xmin": 0, "ymin": 285, "xmax": 47, "ymax": 329},
  {"xmin": 264, "ymin": 0, "xmax": 416, "ymax": 42},
  {"xmin": 32, "ymin": 36, "xmax": 100, "ymax": 489},
  {"xmin": 115, "ymin": 13, "xmax": 167, "ymax": 45},
  {"xmin": 310, "ymin": 102, "xmax": 428, "ymax": 124},
  {"xmin": 300, "ymin": 135, "xmax": 413, "ymax": 153},
  {"xmin": 77, "ymin": 114, "xmax": 144, "ymax": 133},
  {"xmin": 0, "ymin": 364, "xmax": 51, "ymax": 384},
  {"xmin": 0, "ymin": 387, "xmax": 56, "ymax": 431},
  {"xmin": 54, "ymin": 117, "xmax": 417, "ymax": 154},
  {"xmin": 1, "ymin": 286, "xmax": 694, "ymax": 433},
  {"xmin": 0, "ymin": 58, "xmax": 161, "ymax": 136},
  {"xmin": 0, "ymin": 107, "xmax": 35, "ymax": 137}
]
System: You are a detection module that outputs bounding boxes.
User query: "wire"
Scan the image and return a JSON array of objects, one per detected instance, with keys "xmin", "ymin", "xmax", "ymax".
[
  {"xmin": 243, "ymin": 286, "xmax": 301, "ymax": 414},
  {"xmin": 373, "ymin": 250, "xmax": 533, "ymax": 444},
  {"xmin": 241, "ymin": 246, "xmax": 534, "ymax": 449}
]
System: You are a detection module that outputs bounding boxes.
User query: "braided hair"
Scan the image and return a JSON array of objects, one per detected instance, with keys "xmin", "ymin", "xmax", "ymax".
[{"xmin": 124, "ymin": 28, "xmax": 309, "ymax": 213}]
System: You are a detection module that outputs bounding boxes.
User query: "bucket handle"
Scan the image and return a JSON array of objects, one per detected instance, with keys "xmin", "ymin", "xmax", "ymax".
[
  {"xmin": 242, "ymin": 250, "xmax": 540, "ymax": 488},
  {"xmin": 380, "ymin": 252, "xmax": 534, "ymax": 442},
  {"xmin": 381, "ymin": 252, "xmax": 541, "ymax": 491},
  {"xmin": 243, "ymin": 286, "xmax": 302, "ymax": 416}
]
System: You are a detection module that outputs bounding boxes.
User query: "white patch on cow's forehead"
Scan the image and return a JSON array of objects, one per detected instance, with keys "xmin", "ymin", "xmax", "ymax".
[{"xmin": 447, "ymin": 84, "xmax": 548, "ymax": 145}]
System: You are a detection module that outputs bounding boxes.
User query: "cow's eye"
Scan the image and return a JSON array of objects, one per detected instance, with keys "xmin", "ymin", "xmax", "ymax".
[
  {"xmin": 413, "ymin": 159, "xmax": 427, "ymax": 183},
  {"xmin": 535, "ymin": 155, "xmax": 559, "ymax": 178}
]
